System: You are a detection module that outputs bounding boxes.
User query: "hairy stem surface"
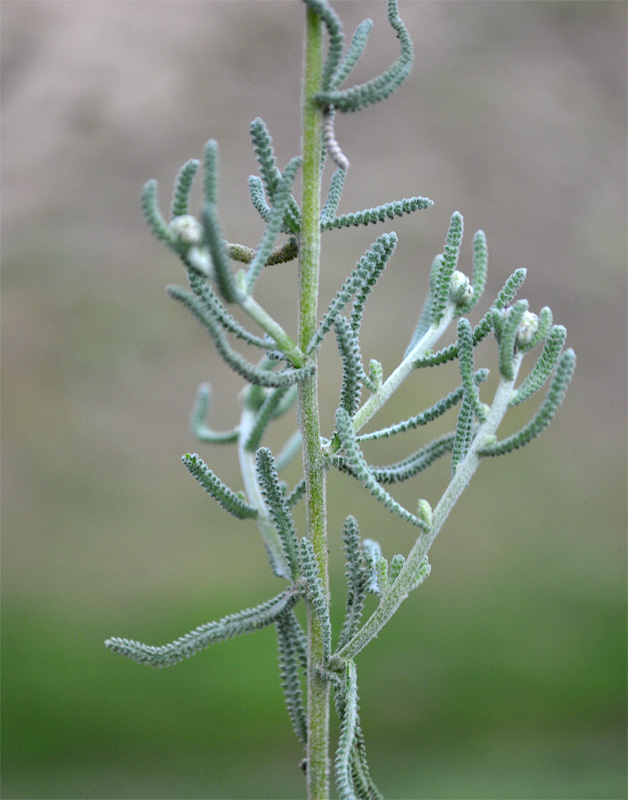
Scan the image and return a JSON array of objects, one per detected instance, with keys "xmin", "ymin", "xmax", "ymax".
[{"xmin": 299, "ymin": 7, "xmax": 329, "ymax": 799}]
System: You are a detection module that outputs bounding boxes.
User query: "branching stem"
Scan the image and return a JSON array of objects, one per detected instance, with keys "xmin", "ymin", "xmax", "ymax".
[
  {"xmin": 240, "ymin": 293, "xmax": 304, "ymax": 367},
  {"xmin": 337, "ymin": 354, "xmax": 523, "ymax": 662},
  {"xmin": 349, "ymin": 304, "xmax": 456, "ymax": 438}
]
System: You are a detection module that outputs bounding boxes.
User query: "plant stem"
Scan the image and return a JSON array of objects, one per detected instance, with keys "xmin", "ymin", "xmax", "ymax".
[
  {"xmin": 337, "ymin": 356, "xmax": 524, "ymax": 663},
  {"xmin": 351, "ymin": 306, "xmax": 456, "ymax": 436},
  {"xmin": 299, "ymin": 7, "xmax": 329, "ymax": 800}
]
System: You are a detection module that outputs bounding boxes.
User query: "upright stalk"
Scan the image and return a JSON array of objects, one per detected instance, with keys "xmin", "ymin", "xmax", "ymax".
[{"xmin": 299, "ymin": 7, "xmax": 329, "ymax": 800}]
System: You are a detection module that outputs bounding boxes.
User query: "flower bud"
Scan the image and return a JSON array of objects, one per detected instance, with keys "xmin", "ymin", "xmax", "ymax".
[
  {"xmin": 516, "ymin": 310, "xmax": 540, "ymax": 347},
  {"xmin": 168, "ymin": 215, "xmax": 203, "ymax": 245},
  {"xmin": 450, "ymin": 270, "xmax": 474, "ymax": 305}
]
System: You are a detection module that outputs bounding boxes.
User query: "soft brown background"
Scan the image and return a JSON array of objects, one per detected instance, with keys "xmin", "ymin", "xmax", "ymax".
[{"xmin": 2, "ymin": 2, "xmax": 626, "ymax": 798}]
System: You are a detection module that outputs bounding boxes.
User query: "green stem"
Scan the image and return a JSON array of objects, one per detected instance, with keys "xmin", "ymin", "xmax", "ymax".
[
  {"xmin": 350, "ymin": 304, "xmax": 456, "ymax": 436},
  {"xmin": 299, "ymin": 7, "xmax": 329, "ymax": 800},
  {"xmin": 240, "ymin": 293, "xmax": 305, "ymax": 367}
]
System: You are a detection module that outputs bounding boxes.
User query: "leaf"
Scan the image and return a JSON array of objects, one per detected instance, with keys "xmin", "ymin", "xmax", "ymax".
[
  {"xmin": 497, "ymin": 300, "xmax": 529, "ymax": 380},
  {"xmin": 308, "ymin": 233, "xmax": 397, "ymax": 354},
  {"xmin": 509, "ymin": 324, "xmax": 566, "ymax": 407},
  {"xmin": 479, "ymin": 349, "xmax": 576, "ymax": 456},
  {"xmin": 302, "ymin": 0, "xmax": 344, "ymax": 92},
  {"xmin": 364, "ymin": 431, "xmax": 457, "ymax": 485},
  {"xmin": 320, "ymin": 168, "xmax": 347, "ymax": 225},
  {"xmin": 182, "ymin": 453, "xmax": 258, "ymax": 519},
  {"xmin": 170, "ymin": 158, "xmax": 200, "ymax": 219},
  {"xmin": 201, "ymin": 203, "xmax": 241, "ymax": 303},
  {"xmin": 431, "ymin": 211, "xmax": 463, "ymax": 325},
  {"xmin": 244, "ymin": 388, "xmax": 290, "ymax": 453},
  {"xmin": 315, "ymin": 0, "xmax": 413, "ymax": 113},
  {"xmin": 248, "ymin": 175, "xmax": 271, "ymax": 222},
  {"xmin": 335, "ymin": 407, "xmax": 428, "ymax": 529},
  {"xmin": 275, "ymin": 610, "xmax": 308, "ymax": 744},
  {"xmin": 337, "ymin": 516, "xmax": 368, "ymax": 652},
  {"xmin": 414, "ymin": 268, "xmax": 528, "ymax": 369},
  {"xmin": 167, "ymin": 284, "xmax": 313, "ymax": 388},
  {"xmin": 321, "ymin": 196, "xmax": 432, "ymax": 231},
  {"xmin": 105, "ymin": 587, "xmax": 302, "ymax": 668},
  {"xmin": 256, "ymin": 448, "xmax": 300, "ymax": 579},
  {"xmin": 334, "ymin": 660, "xmax": 359, "ymax": 800},
  {"xmin": 140, "ymin": 179, "xmax": 173, "ymax": 245},
  {"xmin": 202, "ymin": 139, "xmax": 219, "ymax": 205},
  {"xmin": 456, "ymin": 318, "xmax": 487, "ymax": 422},
  {"xmin": 331, "ymin": 18, "xmax": 373, "ymax": 89},
  {"xmin": 245, "ymin": 156, "xmax": 302, "ymax": 293},
  {"xmin": 335, "ymin": 315, "xmax": 364, "ymax": 417},
  {"xmin": 190, "ymin": 383, "xmax": 239, "ymax": 444},
  {"xmin": 298, "ymin": 537, "xmax": 332, "ymax": 661},
  {"xmin": 456, "ymin": 229, "xmax": 488, "ymax": 314},
  {"xmin": 249, "ymin": 117, "xmax": 282, "ymax": 200},
  {"xmin": 356, "ymin": 372, "xmax": 488, "ymax": 442}
]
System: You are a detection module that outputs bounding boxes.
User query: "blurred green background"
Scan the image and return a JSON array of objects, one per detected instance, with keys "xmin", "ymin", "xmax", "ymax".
[{"xmin": 2, "ymin": 2, "xmax": 626, "ymax": 798}]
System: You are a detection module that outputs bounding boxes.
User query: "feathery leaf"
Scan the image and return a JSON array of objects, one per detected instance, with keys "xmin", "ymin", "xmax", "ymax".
[
  {"xmin": 245, "ymin": 157, "xmax": 302, "ymax": 293},
  {"xmin": 479, "ymin": 349, "xmax": 576, "ymax": 456},
  {"xmin": 308, "ymin": 233, "xmax": 397, "ymax": 353},
  {"xmin": 250, "ymin": 117, "xmax": 282, "ymax": 201},
  {"xmin": 335, "ymin": 407, "xmax": 428, "ymax": 529},
  {"xmin": 140, "ymin": 180, "xmax": 173, "ymax": 245},
  {"xmin": 431, "ymin": 212, "xmax": 463, "ymax": 325},
  {"xmin": 167, "ymin": 284, "xmax": 313, "ymax": 388},
  {"xmin": 286, "ymin": 477, "xmax": 307, "ymax": 510},
  {"xmin": 316, "ymin": 0, "xmax": 413, "ymax": 113},
  {"xmin": 337, "ymin": 516, "xmax": 368, "ymax": 652},
  {"xmin": 497, "ymin": 300, "xmax": 529, "ymax": 380},
  {"xmin": 389, "ymin": 553, "xmax": 405, "ymax": 583},
  {"xmin": 275, "ymin": 430, "xmax": 302, "ymax": 473},
  {"xmin": 456, "ymin": 229, "xmax": 488, "ymax": 314},
  {"xmin": 183, "ymin": 453, "xmax": 258, "ymax": 519},
  {"xmin": 202, "ymin": 139, "xmax": 219, "ymax": 205},
  {"xmin": 335, "ymin": 660, "xmax": 359, "ymax": 800},
  {"xmin": 244, "ymin": 388, "xmax": 289, "ymax": 453},
  {"xmin": 105, "ymin": 587, "xmax": 302, "ymax": 668},
  {"xmin": 362, "ymin": 539, "xmax": 387, "ymax": 596},
  {"xmin": 248, "ymin": 175, "xmax": 272, "ymax": 222},
  {"xmin": 321, "ymin": 196, "xmax": 432, "ymax": 231},
  {"xmin": 320, "ymin": 168, "xmax": 347, "ymax": 226},
  {"xmin": 365, "ymin": 431, "xmax": 457, "ymax": 485},
  {"xmin": 170, "ymin": 159, "xmax": 200, "ymax": 219},
  {"xmin": 356, "ymin": 373, "xmax": 487, "ymax": 442},
  {"xmin": 299, "ymin": 537, "xmax": 332, "ymax": 661},
  {"xmin": 190, "ymin": 383, "xmax": 239, "ymax": 444},
  {"xmin": 256, "ymin": 448, "xmax": 300, "ymax": 579},
  {"xmin": 331, "ymin": 18, "xmax": 373, "ymax": 89},
  {"xmin": 457, "ymin": 317, "xmax": 487, "ymax": 421},
  {"xmin": 509, "ymin": 324, "xmax": 566, "ymax": 407},
  {"xmin": 450, "ymin": 396, "xmax": 475, "ymax": 477},
  {"xmin": 201, "ymin": 203, "xmax": 241, "ymax": 303},
  {"xmin": 414, "ymin": 268, "xmax": 528, "ymax": 369},
  {"xmin": 335, "ymin": 316, "xmax": 364, "ymax": 417},
  {"xmin": 302, "ymin": 0, "xmax": 344, "ymax": 91},
  {"xmin": 186, "ymin": 274, "xmax": 269, "ymax": 348},
  {"xmin": 276, "ymin": 610, "xmax": 308, "ymax": 744}
]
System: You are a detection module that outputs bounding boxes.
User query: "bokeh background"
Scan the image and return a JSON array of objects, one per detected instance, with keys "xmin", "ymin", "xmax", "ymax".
[{"xmin": 2, "ymin": 1, "xmax": 626, "ymax": 798}]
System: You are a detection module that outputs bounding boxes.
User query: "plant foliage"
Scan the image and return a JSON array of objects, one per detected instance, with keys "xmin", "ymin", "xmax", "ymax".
[{"xmin": 106, "ymin": 2, "xmax": 575, "ymax": 797}]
